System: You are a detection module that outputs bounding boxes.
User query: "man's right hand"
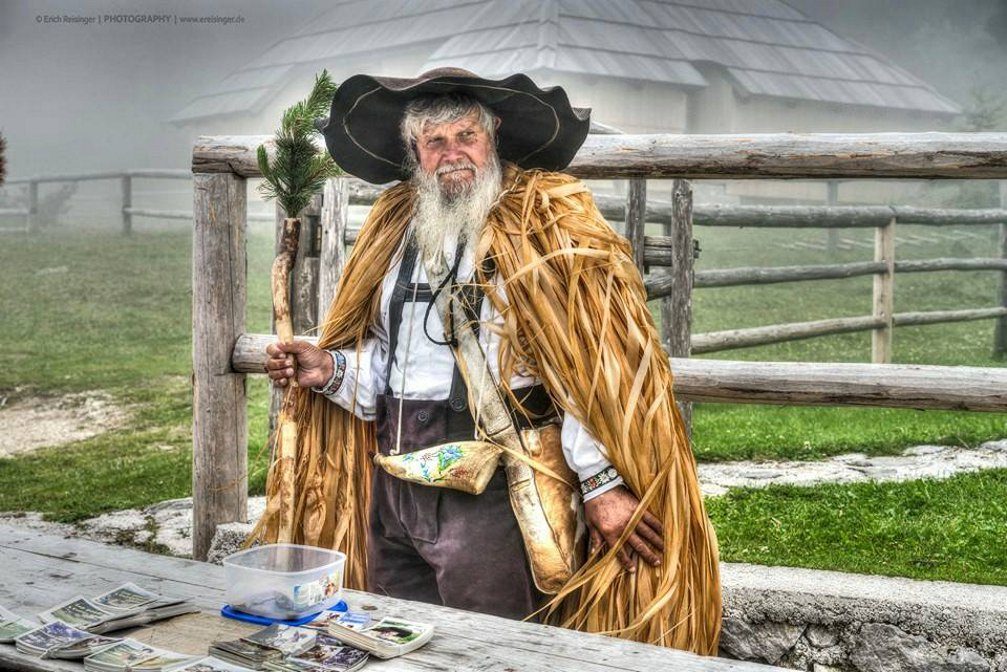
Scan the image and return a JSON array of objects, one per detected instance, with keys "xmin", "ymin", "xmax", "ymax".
[{"xmin": 265, "ymin": 341, "xmax": 333, "ymax": 389}]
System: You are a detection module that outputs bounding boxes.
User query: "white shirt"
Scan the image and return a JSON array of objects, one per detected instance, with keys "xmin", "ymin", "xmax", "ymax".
[{"xmin": 317, "ymin": 227, "xmax": 623, "ymax": 501}]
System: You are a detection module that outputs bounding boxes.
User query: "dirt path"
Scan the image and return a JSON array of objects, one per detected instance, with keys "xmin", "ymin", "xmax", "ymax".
[{"xmin": 0, "ymin": 391, "xmax": 129, "ymax": 457}]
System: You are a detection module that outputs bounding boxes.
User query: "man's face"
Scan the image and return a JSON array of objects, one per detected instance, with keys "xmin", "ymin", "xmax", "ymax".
[{"xmin": 414, "ymin": 111, "xmax": 496, "ymax": 198}]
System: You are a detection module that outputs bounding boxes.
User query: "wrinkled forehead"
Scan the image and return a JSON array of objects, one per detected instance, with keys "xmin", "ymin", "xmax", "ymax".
[{"xmin": 417, "ymin": 109, "xmax": 484, "ymax": 138}]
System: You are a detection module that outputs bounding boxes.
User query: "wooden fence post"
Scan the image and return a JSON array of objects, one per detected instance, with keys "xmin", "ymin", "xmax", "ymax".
[
  {"xmin": 192, "ymin": 171, "xmax": 248, "ymax": 561},
  {"xmin": 27, "ymin": 180, "xmax": 38, "ymax": 233},
  {"xmin": 121, "ymin": 174, "xmax": 133, "ymax": 235},
  {"xmin": 872, "ymin": 216, "xmax": 896, "ymax": 363},
  {"xmin": 318, "ymin": 177, "xmax": 349, "ymax": 322},
  {"xmin": 626, "ymin": 179, "xmax": 647, "ymax": 271},
  {"xmin": 665, "ymin": 179, "xmax": 694, "ymax": 436},
  {"xmin": 292, "ymin": 193, "xmax": 322, "ymax": 336},
  {"xmin": 995, "ymin": 181, "xmax": 1007, "ymax": 358},
  {"xmin": 826, "ymin": 180, "xmax": 839, "ymax": 255}
]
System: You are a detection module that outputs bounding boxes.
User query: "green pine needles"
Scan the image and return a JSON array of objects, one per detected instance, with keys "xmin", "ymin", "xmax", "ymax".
[{"xmin": 257, "ymin": 69, "xmax": 341, "ymax": 218}]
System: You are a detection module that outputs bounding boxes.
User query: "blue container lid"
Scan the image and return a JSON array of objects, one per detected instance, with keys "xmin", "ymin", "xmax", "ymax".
[{"xmin": 220, "ymin": 601, "xmax": 348, "ymax": 627}]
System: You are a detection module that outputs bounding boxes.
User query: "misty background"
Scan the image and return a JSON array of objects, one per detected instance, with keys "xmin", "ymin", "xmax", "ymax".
[{"xmin": 1, "ymin": 0, "xmax": 1005, "ymax": 179}]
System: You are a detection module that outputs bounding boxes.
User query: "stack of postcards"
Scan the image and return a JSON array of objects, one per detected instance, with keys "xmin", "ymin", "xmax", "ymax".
[
  {"xmin": 15, "ymin": 621, "xmax": 98, "ymax": 657},
  {"xmin": 0, "ymin": 606, "xmax": 40, "ymax": 644},
  {"xmin": 210, "ymin": 624, "xmax": 316, "ymax": 670},
  {"xmin": 264, "ymin": 633, "xmax": 368, "ymax": 672},
  {"xmin": 83, "ymin": 638, "xmax": 196, "ymax": 672},
  {"xmin": 326, "ymin": 611, "xmax": 433, "ymax": 660},
  {"xmin": 38, "ymin": 583, "xmax": 197, "ymax": 634}
]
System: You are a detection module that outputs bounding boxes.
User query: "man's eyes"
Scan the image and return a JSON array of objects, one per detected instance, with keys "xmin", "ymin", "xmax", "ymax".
[{"xmin": 423, "ymin": 131, "xmax": 478, "ymax": 149}]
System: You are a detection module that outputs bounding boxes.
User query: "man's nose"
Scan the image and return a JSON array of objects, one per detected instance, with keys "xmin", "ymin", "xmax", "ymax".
[{"xmin": 441, "ymin": 144, "xmax": 466, "ymax": 161}]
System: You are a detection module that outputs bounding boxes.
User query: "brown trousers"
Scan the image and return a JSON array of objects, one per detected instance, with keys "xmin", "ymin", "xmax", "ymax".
[{"xmin": 365, "ymin": 464, "xmax": 542, "ymax": 620}]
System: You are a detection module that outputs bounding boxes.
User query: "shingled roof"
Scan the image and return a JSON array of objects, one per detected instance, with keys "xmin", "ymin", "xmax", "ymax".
[{"xmin": 170, "ymin": 0, "xmax": 960, "ymax": 124}]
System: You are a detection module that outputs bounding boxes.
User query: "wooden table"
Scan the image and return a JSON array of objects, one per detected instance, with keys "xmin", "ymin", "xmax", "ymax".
[{"xmin": 0, "ymin": 524, "xmax": 783, "ymax": 671}]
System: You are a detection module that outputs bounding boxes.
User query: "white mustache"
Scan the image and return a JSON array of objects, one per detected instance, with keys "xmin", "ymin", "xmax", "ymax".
[{"xmin": 436, "ymin": 161, "xmax": 477, "ymax": 176}]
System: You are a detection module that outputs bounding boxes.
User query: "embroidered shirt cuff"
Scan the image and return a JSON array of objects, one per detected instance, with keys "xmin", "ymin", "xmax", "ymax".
[
  {"xmin": 311, "ymin": 349, "xmax": 347, "ymax": 398},
  {"xmin": 580, "ymin": 466, "xmax": 624, "ymax": 502}
]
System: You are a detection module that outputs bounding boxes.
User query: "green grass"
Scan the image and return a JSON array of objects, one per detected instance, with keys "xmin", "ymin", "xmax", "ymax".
[
  {"xmin": 0, "ymin": 221, "xmax": 1005, "ymax": 584},
  {"xmin": 707, "ymin": 470, "xmax": 1007, "ymax": 585}
]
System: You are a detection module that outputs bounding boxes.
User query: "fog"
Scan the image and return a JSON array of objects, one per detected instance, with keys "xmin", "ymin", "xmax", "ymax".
[{"xmin": 1, "ymin": 0, "xmax": 1005, "ymax": 178}]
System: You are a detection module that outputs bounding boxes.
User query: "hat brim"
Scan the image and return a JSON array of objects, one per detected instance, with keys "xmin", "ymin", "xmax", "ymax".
[{"xmin": 316, "ymin": 71, "xmax": 591, "ymax": 185}]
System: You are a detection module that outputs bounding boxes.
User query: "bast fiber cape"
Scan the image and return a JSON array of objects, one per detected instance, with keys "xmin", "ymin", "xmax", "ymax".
[{"xmin": 250, "ymin": 162, "xmax": 722, "ymax": 654}]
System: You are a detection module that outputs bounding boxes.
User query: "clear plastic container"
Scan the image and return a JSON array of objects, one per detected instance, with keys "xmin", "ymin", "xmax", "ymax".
[{"xmin": 222, "ymin": 544, "xmax": 346, "ymax": 620}]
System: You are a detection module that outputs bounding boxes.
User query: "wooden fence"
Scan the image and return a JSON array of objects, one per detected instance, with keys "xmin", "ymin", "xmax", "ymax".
[
  {"xmin": 340, "ymin": 185, "xmax": 1007, "ymax": 363},
  {"xmin": 0, "ymin": 169, "xmax": 273, "ymax": 233},
  {"xmin": 190, "ymin": 132, "xmax": 1007, "ymax": 560}
]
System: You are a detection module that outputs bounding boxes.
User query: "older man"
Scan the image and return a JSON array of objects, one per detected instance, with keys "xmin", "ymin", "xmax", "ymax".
[{"xmin": 260, "ymin": 69, "xmax": 719, "ymax": 652}]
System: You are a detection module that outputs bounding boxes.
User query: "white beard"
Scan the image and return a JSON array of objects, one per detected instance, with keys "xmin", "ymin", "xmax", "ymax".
[{"xmin": 411, "ymin": 152, "xmax": 502, "ymax": 270}]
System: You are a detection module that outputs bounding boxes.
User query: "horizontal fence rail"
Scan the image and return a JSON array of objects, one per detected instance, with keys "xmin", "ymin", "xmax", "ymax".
[
  {"xmin": 232, "ymin": 332, "xmax": 1007, "ymax": 413},
  {"xmin": 192, "ymin": 132, "xmax": 1007, "ymax": 179},
  {"xmin": 0, "ymin": 169, "xmax": 275, "ymax": 232}
]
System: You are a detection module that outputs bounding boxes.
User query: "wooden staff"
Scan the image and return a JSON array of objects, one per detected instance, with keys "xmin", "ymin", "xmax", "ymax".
[{"xmin": 272, "ymin": 217, "xmax": 301, "ymax": 543}]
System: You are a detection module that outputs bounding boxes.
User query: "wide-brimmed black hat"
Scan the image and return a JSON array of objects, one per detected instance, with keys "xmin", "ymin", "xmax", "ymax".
[{"xmin": 314, "ymin": 67, "xmax": 591, "ymax": 185}]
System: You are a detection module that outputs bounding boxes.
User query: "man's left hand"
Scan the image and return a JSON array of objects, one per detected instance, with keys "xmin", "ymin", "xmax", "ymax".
[{"xmin": 583, "ymin": 485, "xmax": 664, "ymax": 572}]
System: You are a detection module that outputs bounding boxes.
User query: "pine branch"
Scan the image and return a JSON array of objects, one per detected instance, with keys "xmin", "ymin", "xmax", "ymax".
[{"xmin": 257, "ymin": 70, "xmax": 341, "ymax": 218}]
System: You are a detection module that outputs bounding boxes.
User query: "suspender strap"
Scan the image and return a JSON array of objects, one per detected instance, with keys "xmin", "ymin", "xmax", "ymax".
[{"xmin": 385, "ymin": 237, "xmax": 421, "ymax": 395}]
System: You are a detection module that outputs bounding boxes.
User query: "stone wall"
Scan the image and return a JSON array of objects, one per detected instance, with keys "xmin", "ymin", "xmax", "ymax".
[
  {"xmin": 721, "ymin": 563, "xmax": 1007, "ymax": 671},
  {"xmin": 209, "ymin": 526, "xmax": 1007, "ymax": 671}
]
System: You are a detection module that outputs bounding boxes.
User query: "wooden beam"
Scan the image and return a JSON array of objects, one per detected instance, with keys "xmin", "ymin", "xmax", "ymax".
[
  {"xmin": 894, "ymin": 307, "xmax": 1007, "ymax": 326},
  {"xmin": 27, "ymin": 180, "xmax": 37, "ymax": 233},
  {"xmin": 826, "ymin": 180, "xmax": 839, "ymax": 254},
  {"xmin": 192, "ymin": 132, "xmax": 1007, "ymax": 179},
  {"xmin": 996, "ymin": 182, "xmax": 1007, "ymax": 358},
  {"xmin": 121, "ymin": 175, "xmax": 132, "ymax": 235},
  {"xmin": 625, "ymin": 179, "xmax": 647, "ymax": 271},
  {"xmin": 666, "ymin": 179, "xmax": 694, "ymax": 435},
  {"xmin": 318, "ymin": 177, "xmax": 349, "ymax": 324},
  {"xmin": 192, "ymin": 172, "xmax": 248, "ymax": 561},
  {"xmin": 692, "ymin": 315, "xmax": 884, "ymax": 354},
  {"xmin": 872, "ymin": 217, "xmax": 896, "ymax": 364},
  {"xmin": 669, "ymin": 358, "xmax": 1007, "ymax": 412},
  {"xmin": 895, "ymin": 258, "xmax": 1007, "ymax": 273},
  {"xmin": 233, "ymin": 333, "xmax": 1007, "ymax": 412},
  {"xmin": 291, "ymin": 193, "xmax": 321, "ymax": 336},
  {"xmin": 690, "ymin": 261, "xmax": 884, "ymax": 289},
  {"xmin": 893, "ymin": 206, "xmax": 1007, "ymax": 225}
]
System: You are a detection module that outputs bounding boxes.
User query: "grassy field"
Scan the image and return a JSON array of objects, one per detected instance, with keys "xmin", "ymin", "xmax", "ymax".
[{"xmin": 1, "ymin": 220, "xmax": 1005, "ymax": 583}]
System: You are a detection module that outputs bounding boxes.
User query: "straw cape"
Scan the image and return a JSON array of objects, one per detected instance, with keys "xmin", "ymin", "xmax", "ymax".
[{"xmin": 249, "ymin": 162, "xmax": 722, "ymax": 653}]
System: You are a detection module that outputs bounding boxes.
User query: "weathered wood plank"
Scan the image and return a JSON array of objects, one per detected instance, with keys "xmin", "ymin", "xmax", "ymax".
[
  {"xmin": 665, "ymin": 179, "xmax": 694, "ymax": 434},
  {"xmin": 121, "ymin": 175, "xmax": 132, "ymax": 235},
  {"xmin": 894, "ymin": 307, "xmax": 1007, "ymax": 326},
  {"xmin": 625, "ymin": 179, "xmax": 647, "ymax": 271},
  {"xmin": 667, "ymin": 358, "xmax": 1007, "ymax": 411},
  {"xmin": 26, "ymin": 180, "xmax": 38, "ymax": 233},
  {"xmin": 694, "ymin": 261, "xmax": 886, "ymax": 288},
  {"xmin": 895, "ymin": 258, "xmax": 1007, "ymax": 273},
  {"xmin": 872, "ymin": 217, "xmax": 895, "ymax": 363},
  {"xmin": 232, "ymin": 333, "xmax": 1007, "ymax": 411},
  {"xmin": 192, "ymin": 172, "xmax": 248, "ymax": 561},
  {"xmin": 692, "ymin": 316, "xmax": 884, "ymax": 354},
  {"xmin": 291, "ymin": 193, "xmax": 321, "ymax": 336},
  {"xmin": 192, "ymin": 133, "xmax": 1007, "ymax": 179},
  {"xmin": 0, "ymin": 527, "xmax": 784, "ymax": 672},
  {"xmin": 995, "ymin": 183, "xmax": 1007, "ymax": 357},
  {"xmin": 318, "ymin": 177, "xmax": 349, "ymax": 324}
]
